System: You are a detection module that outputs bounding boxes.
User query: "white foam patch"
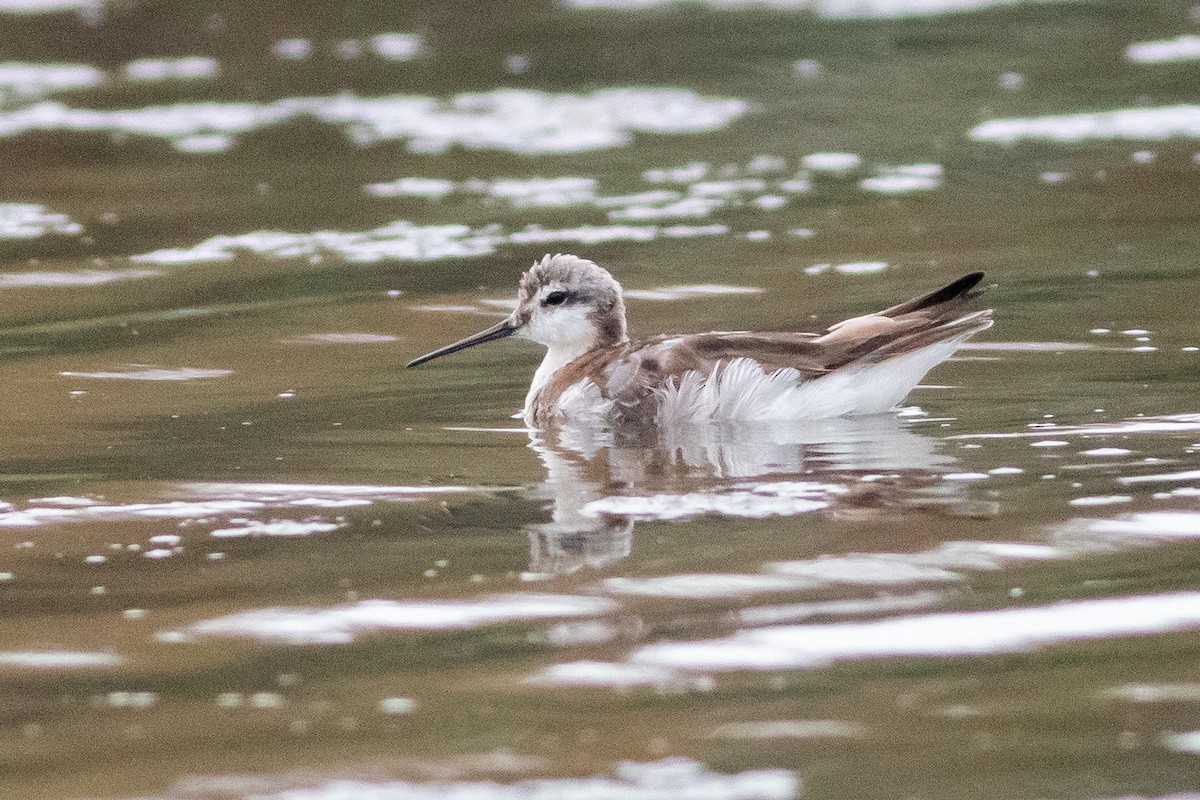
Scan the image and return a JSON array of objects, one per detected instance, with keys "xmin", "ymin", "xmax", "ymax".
[
  {"xmin": 607, "ymin": 196, "xmax": 724, "ymax": 220},
  {"xmin": 123, "ymin": 57, "xmax": 218, "ymax": 82},
  {"xmin": 210, "ymin": 519, "xmax": 346, "ymax": 538},
  {"xmin": 0, "ymin": 88, "xmax": 749, "ymax": 154},
  {"xmin": 0, "ymin": 268, "xmax": 161, "ymax": 287},
  {"xmin": 592, "ymin": 220, "xmax": 711, "ymax": 241},
  {"xmin": 0, "ymin": 202, "xmax": 83, "ymax": 239},
  {"xmin": 114, "ymin": 758, "xmax": 799, "ymax": 800},
  {"xmin": 627, "ymin": 591, "xmax": 1200, "ymax": 671},
  {"xmin": 970, "ymin": 105, "xmax": 1200, "ymax": 145},
  {"xmin": 512, "ymin": 223, "xmax": 680, "ymax": 245},
  {"xmin": 367, "ymin": 175, "xmax": 601, "ymax": 207},
  {"xmin": 58, "ymin": 366, "xmax": 232, "ymax": 381},
  {"xmin": 491, "ymin": 176, "xmax": 602, "ymax": 207},
  {"xmin": 170, "ymin": 594, "xmax": 621, "ymax": 645},
  {"xmin": 643, "ymin": 162, "xmax": 710, "ymax": 183},
  {"xmin": 366, "ymin": 171, "xmax": 795, "ymax": 221},
  {"xmin": 1127, "ymin": 35, "xmax": 1200, "ymax": 64},
  {"xmin": 0, "ymin": 650, "xmax": 121, "ymax": 668}
]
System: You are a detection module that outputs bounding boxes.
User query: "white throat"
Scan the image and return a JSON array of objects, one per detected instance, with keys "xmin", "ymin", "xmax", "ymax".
[{"xmin": 524, "ymin": 339, "xmax": 593, "ymax": 413}]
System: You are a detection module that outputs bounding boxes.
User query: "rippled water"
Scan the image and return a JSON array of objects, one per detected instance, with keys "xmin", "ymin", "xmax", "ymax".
[{"xmin": 2, "ymin": 2, "xmax": 1200, "ymax": 798}]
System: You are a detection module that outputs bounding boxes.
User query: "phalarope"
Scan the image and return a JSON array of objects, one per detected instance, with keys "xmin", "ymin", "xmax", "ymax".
[{"xmin": 408, "ymin": 254, "xmax": 993, "ymax": 428}]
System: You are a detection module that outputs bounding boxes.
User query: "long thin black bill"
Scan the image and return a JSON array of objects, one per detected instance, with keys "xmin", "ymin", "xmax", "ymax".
[{"xmin": 406, "ymin": 318, "xmax": 519, "ymax": 368}]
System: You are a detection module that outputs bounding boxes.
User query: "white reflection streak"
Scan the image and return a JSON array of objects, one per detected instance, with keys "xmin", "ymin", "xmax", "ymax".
[
  {"xmin": 948, "ymin": 413, "xmax": 1200, "ymax": 440},
  {"xmin": 562, "ymin": 0, "xmax": 1062, "ymax": 17},
  {"xmin": 168, "ymin": 594, "xmax": 620, "ymax": 645},
  {"xmin": 187, "ymin": 482, "xmax": 512, "ymax": 499},
  {"xmin": 0, "ymin": 61, "xmax": 104, "ymax": 94},
  {"xmin": 58, "ymin": 367, "xmax": 232, "ymax": 381},
  {"xmin": 0, "ymin": 499, "xmax": 267, "ymax": 527},
  {"xmin": 1119, "ymin": 470, "xmax": 1200, "ymax": 485},
  {"xmin": 0, "ymin": 269, "xmax": 162, "ymax": 287},
  {"xmin": 210, "ymin": 520, "xmax": 346, "ymax": 538},
  {"xmin": 627, "ymin": 591, "xmax": 1200, "ymax": 671},
  {"xmin": 970, "ymin": 104, "xmax": 1200, "ymax": 144},
  {"xmin": 0, "ymin": 483, "xmax": 505, "ymax": 528},
  {"xmin": 0, "ymin": 0, "xmax": 99, "ymax": 15},
  {"xmin": 108, "ymin": 758, "xmax": 800, "ymax": 800},
  {"xmin": 1126, "ymin": 35, "xmax": 1200, "ymax": 64},
  {"xmin": 0, "ymin": 650, "xmax": 121, "ymax": 668},
  {"xmin": 587, "ymin": 512, "xmax": 1200, "ymax": 605}
]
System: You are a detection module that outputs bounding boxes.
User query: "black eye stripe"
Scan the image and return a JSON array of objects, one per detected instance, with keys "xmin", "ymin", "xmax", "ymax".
[{"xmin": 543, "ymin": 291, "xmax": 568, "ymax": 306}]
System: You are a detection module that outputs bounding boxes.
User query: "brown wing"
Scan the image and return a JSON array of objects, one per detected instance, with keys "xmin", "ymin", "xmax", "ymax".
[{"xmin": 535, "ymin": 273, "xmax": 993, "ymax": 425}]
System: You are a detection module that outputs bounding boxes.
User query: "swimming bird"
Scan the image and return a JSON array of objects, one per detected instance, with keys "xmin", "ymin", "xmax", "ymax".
[{"xmin": 407, "ymin": 254, "xmax": 993, "ymax": 428}]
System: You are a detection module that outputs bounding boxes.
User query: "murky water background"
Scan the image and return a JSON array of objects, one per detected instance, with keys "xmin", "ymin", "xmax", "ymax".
[{"xmin": 2, "ymin": 1, "xmax": 1200, "ymax": 798}]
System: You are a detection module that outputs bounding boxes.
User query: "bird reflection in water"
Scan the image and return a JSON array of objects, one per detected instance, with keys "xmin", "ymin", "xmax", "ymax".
[{"xmin": 521, "ymin": 412, "xmax": 991, "ymax": 578}]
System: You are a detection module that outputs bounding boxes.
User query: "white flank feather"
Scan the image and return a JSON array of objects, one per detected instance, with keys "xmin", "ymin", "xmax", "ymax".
[
  {"xmin": 653, "ymin": 336, "xmax": 970, "ymax": 427},
  {"xmin": 551, "ymin": 377, "xmax": 612, "ymax": 425}
]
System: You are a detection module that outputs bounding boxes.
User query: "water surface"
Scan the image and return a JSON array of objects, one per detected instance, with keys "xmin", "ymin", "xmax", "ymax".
[{"xmin": 2, "ymin": 1, "xmax": 1200, "ymax": 798}]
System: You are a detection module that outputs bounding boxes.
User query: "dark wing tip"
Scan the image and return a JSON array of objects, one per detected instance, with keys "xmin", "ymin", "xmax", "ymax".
[
  {"xmin": 932, "ymin": 271, "xmax": 986, "ymax": 302},
  {"xmin": 879, "ymin": 271, "xmax": 990, "ymax": 318}
]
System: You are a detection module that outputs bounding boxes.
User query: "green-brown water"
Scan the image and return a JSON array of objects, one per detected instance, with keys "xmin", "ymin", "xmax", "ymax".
[{"xmin": 2, "ymin": 2, "xmax": 1200, "ymax": 798}]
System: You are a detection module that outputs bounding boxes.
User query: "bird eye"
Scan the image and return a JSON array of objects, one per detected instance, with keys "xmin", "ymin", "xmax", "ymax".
[{"xmin": 543, "ymin": 291, "xmax": 568, "ymax": 306}]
